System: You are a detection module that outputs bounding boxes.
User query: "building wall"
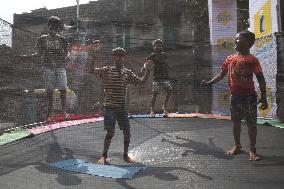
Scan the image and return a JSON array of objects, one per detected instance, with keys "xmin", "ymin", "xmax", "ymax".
[{"xmin": 9, "ymin": 0, "xmax": 212, "ymax": 116}]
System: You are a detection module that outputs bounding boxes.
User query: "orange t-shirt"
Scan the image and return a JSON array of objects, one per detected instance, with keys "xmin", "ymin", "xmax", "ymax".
[{"xmin": 220, "ymin": 54, "xmax": 263, "ymax": 96}]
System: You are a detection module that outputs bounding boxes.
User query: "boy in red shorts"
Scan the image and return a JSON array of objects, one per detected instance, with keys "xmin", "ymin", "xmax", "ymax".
[{"xmin": 201, "ymin": 30, "xmax": 268, "ymax": 161}]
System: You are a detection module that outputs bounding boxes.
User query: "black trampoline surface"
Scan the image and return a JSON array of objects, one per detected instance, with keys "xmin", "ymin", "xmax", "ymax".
[{"xmin": 1, "ymin": 118, "xmax": 284, "ymax": 189}]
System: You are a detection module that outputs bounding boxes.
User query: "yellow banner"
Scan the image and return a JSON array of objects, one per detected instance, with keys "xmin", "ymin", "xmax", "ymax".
[{"xmin": 254, "ymin": 0, "xmax": 272, "ymax": 39}]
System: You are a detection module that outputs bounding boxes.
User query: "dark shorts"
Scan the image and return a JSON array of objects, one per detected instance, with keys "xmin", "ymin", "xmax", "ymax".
[
  {"xmin": 152, "ymin": 80, "xmax": 173, "ymax": 93},
  {"xmin": 230, "ymin": 94, "xmax": 257, "ymax": 126},
  {"xmin": 104, "ymin": 107, "xmax": 130, "ymax": 130}
]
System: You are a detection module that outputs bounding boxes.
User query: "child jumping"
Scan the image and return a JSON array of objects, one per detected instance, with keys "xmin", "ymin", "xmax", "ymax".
[
  {"xmin": 201, "ymin": 30, "xmax": 268, "ymax": 161},
  {"xmin": 90, "ymin": 47, "xmax": 152, "ymax": 164},
  {"xmin": 146, "ymin": 39, "xmax": 172, "ymax": 116},
  {"xmin": 36, "ymin": 16, "xmax": 70, "ymax": 122},
  {"xmin": 20, "ymin": 16, "xmax": 70, "ymax": 122}
]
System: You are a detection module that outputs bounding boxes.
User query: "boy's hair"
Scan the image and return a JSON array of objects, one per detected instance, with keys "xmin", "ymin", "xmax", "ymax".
[
  {"xmin": 48, "ymin": 16, "xmax": 63, "ymax": 30},
  {"xmin": 112, "ymin": 47, "xmax": 126, "ymax": 56},
  {"xmin": 239, "ymin": 30, "xmax": 255, "ymax": 47},
  {"xmin": 152, "ymin": 39, "xmax": 164, "ymax": 46}
]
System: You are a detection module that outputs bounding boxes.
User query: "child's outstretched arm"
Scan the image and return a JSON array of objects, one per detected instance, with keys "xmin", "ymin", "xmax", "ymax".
[
  {"xmin": 141, "ymin": 59, "xmax": 152, "ymax": 74},
  {"xmin": 16, "ymin": 37, "xmax": 43, "ymax": 61},
  {"xmin": 14, "ymin": 53, "xmax": 41, "ymax": 70},
  {"xmin": 89, "ymin": 63, "xmax": 108, "ymax": 79},
  {"xmin": 15, "ymin": 52, "xmax": 41, "ymax": 60},
  {"xmin": 200, "ymin": 69, "xmax": 226, "ymax": 86},
  {"xmin": 139, "ymin": 59, "xmax": 153, "ymax": 84},
  {"xmin": 256, "ymin": 74, "xmax": 268, "ymax": 110},
  {"xmin": 128, "ymin": 60, "xmax": 152, "ymax": 85},
  {"xmin": 89, "ymin": 65, "xmax": 101, "ymax": 75},
  {"xmin": 140, "ymin": 64, "xmax": 146, "ymax": 76}
]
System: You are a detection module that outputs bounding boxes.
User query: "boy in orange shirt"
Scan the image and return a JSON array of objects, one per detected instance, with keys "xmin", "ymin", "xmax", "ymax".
[{"xmin": 201, "ymin": 30, "xmax": 268, "ymax": 161}]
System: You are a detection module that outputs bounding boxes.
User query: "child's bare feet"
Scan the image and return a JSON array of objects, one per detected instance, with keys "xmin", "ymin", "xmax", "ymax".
[
  {"xmin": 162, "ymin": 105, "xmax": 169, "ymax": 116},
  {"xmin": 226, "ymin": 146, "xmax": 242, "ymax": 156},
  {"xmin": 64, "ymin": 113, "xmax": 71, "ymax": 120},
  {"xmin": 45, "ymin": 115, "xmax": 52, "ymax": 124},
  {"xmin": 249, "ymin": 148, "xmax": 261, "ymax": 161},
  {"xmin": 123, "ymin": 155, "xmax": 136, "ymax": 163},
  {"xmin": 97, "ymin": 157, "xmax": 109, "ymax": 165}
]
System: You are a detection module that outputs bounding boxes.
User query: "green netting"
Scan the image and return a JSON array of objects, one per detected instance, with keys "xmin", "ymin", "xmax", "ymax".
[
  {"xmin": 0, "ymin": 128, "xmax": 30, "ymax": 146},
  {"xmin": 257, "ymin": 118, "xmax": 284, "ymax": 129}
]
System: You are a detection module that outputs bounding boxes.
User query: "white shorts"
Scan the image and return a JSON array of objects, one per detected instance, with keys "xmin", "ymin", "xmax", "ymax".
[
  {"xmin": 152, "ymin": 80, "xmax": 173, "ymax": 93},
  {"xmin": 44, "ymin": 68, "xmax": 68, "ymax": 91}
]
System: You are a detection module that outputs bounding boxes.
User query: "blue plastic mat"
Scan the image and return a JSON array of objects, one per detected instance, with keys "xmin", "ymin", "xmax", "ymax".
[{"xmin": 48, "ymin": 159, "xmax": 148, "ymax": 179}]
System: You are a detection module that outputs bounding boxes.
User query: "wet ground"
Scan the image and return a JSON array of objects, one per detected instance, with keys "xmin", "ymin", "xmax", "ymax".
[{"xmin": 1, "ymin": 118, "xmax": 284, "ymax": 189}]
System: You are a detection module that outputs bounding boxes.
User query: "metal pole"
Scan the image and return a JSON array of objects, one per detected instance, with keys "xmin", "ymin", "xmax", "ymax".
[
  {"xmin": 76, "ymin": 0, "xmax": 80, "ymax": 32},
  {"xmin": 76, "ymin": 0, "xmax": 80, "ymax": 18}
]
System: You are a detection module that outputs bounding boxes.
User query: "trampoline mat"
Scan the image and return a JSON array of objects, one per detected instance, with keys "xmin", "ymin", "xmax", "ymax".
[{"xmin": 1, "ymin": 118, "xmax": 284, "ymax": 189}]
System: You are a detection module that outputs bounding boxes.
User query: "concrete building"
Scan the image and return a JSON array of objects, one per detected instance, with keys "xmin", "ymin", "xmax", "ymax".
[
  {"xmin": 3, "ymin": 0, "xmax": 283, "ymax": 124},
  {"xmin": 10, "ymin": 0, "xmax": 212, "ymax": 116}
]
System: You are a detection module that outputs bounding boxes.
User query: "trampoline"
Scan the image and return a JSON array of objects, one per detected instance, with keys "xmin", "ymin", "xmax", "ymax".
[
  {"xmin": 1, "ymin": 116, "xmax": 284, "ymax": 189},
  {"xmin": 1, "ymin": 1, "xmax": 284, "ymax": 188}
]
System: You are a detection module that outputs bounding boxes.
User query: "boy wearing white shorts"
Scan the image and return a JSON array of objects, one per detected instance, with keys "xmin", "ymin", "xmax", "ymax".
[{"xmin": 36, "ymin": 16, "xmax": 70, "ymax": 121}]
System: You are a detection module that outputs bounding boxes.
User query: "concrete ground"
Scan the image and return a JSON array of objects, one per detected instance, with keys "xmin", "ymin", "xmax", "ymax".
[{"xmin": 1, "ymin": 118, "xmax": 284, "ymax": 189}]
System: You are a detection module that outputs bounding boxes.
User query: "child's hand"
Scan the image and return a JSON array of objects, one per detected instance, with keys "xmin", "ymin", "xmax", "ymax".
[
  {"xmin": 258, "ymin": 97, "xmax": 268, "ymax": 110},
  {"xmin": 90, "ymin": 40, "xmax": 102, "ymax": 51},
  {"xmin": 144, "ymin": 59, "xmax": 153, "ymax": 70},
  {"xmin": 66, "ymin": 54, "xmax": 72, "ymax": 63},
  {"xmin": 200, "ymin": 80, "xmax": 211, "ymax": 86}
]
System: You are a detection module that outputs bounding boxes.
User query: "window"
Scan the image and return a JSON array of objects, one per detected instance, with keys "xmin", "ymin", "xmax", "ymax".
[
  {"xmin": 163, "ymin": 25, "xmax": 178, "ymax": 49},
  {"xmin": 116, "ymin": 25, "xmax": 130, "ymax": 48}
]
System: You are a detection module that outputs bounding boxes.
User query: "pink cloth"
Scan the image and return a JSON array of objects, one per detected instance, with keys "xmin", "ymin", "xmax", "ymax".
[
  {"xmin": 168, "ymin": 113, "xmax": 230, "ymax": 120},
  {"xmin": 28, "ymin": 117, "xmax": 103, "ymax": 135}
]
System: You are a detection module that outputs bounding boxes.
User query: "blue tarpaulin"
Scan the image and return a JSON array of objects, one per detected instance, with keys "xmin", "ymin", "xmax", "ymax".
[{"xmin": 48, "ymin": 159, "xmax": 148, "ymax": 179}]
